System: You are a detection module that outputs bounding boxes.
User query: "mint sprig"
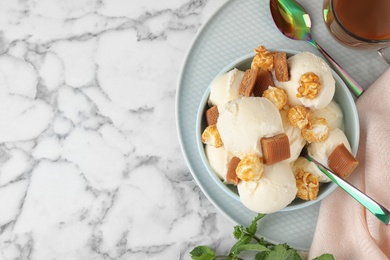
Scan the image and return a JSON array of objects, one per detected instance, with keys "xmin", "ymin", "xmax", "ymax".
[
  {"xmin": 190, "ymin": 246, "xmax": 215, "ymax": 260},
  {"xmin": 190, "ymin": 213, "xmax": 334, "ymax": 260}
]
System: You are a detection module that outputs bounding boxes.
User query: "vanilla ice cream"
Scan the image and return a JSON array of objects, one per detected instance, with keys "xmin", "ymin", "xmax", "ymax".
[
  {"xmin": 237, "ymin": 162, "xmax": 297, "ymax": 213},
  {"xmin": 280, "ymin": 109, "xmax": 306, "ymax": 163},
  {"xmin": 308, "ymin": 128, "xmax": 352, "ymax": 167},
  {"xmin": 292, "ymin": 157, "xmax": 331, "ymax": 183},
  {"xmin": 276, "ymin": 52, "xmax": 335, "ymax": 110},
  {"xmin": 312, "ymin": 100, "xmax": 344, "ymax": 130},
  {"xmin": 217, "ymin": 96, "xmax": 284, "ymax": 158},
  {"xmin": 208, "ymin": 68, "xmax": 245, "ymax": 109},
  {"xmin": 205, "ymin": 144, "xmax": 233, "ymax": 182},
  {"xmin": 201, "ymin": 47, "xmax": 353, "ymax": 214}
]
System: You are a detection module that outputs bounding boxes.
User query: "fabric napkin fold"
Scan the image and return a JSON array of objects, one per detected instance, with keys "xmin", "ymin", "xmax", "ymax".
[{"xmin": 309, "ymin": 67, "xmax": 390, "ymax": 260}]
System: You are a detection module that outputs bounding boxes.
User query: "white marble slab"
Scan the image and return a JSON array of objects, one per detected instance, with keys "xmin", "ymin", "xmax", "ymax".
[
  {"xmin": 0, "ymin": 0, "xmax": 238, "ymax": 259},
  {"xmin": 1, "ymin": 0, "xmax": 388, "ymax": 259}
]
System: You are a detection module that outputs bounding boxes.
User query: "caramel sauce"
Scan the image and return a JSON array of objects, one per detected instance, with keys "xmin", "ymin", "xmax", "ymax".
[{"xmin": 333, "ymin": 0, "xmax": 390, "ymax": 41}]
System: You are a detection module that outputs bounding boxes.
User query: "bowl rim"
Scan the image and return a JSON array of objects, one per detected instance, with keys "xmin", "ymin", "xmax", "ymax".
[{"xmin": 196, "ymin": 49, "xmax": 360, "ymax": 212}]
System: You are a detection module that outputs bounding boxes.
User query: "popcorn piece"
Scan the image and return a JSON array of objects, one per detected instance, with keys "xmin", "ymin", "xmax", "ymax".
[
  {"xmin": 295, "ymin": 169, "xmax": 319, "ymax": 200},
  {"xmin": 301, "ymin": 117, "xmax": 330, "ymax": 143},
  {"xmin": 297, "ymin": 72, "xmax": 322, "ymax": 100},
  {"xmin": 251, "ymin": 46, "xmax": 274, "ymax": 71},
  {"xmin": 202, "ymin": 124, "xmax": 223, "ymax": 148},
  {"xmin": 235, "ymin": 154, "xmax": 264, "ymax": 181},
  {"xmin": 260, "ymin": 133, "xmax": 291, "ymax": 165},
  {"xmin": 205, "ymin": 105, "xmax": 219, "ymax": 126},
  {"xmin": 239, "ymin": 68, "xmax": 258, "ymax": 96},
  {"xmin": 328, "ymin": 143, "xmax": 358, "ymax": 179},
  {"xmin": 263, "ymin": 86, "xmax": 288, "ymax": 110},
  {"xmin": 287, "ymin": 106, "xmax": 311, "ymax": 129},
  {"xmin": 226, "ymin": 157, "xmax": 241, "ymax": 185},
  {"xmin": 273, "ymin": 52, "xmax": 289, "ymax": 82},
  {"xmin": 253, "ymin": 69, "xmax": 275, "ymax": 97}
]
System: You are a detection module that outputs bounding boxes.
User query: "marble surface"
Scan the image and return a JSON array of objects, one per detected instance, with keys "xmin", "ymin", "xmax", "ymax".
[
  {"xmin": 0, "ymin": 0, "xmax": 388, "ymax": 259},
  {"xmin": 0, "ymin": 0, "xmax": 237, "ymax": 259}
]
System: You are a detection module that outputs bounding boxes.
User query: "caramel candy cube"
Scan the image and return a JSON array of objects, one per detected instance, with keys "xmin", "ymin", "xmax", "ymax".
[
  {"xmin": 205, "ymin": 105, "xmax": 219, "ymax": 126},
  {"xmin": 226, "ymin": 157, "xmax": 241, "ymax": 185},
  {"xmin": 253, "ymin": 69, "xmax": 275, "ymax": 97},
  {"xmin": 239, "ymin": 68, "xmax": 258, "ymax": 96},
  {"xmin": 260, "ymin": 133, "xmax": 291, "ymax": 165},
  {"xmin": 328, "ymin": 143, "xmax": 358, "ymax": 179},
  {"xmin": 273, "ymin": 52, "xmax": 289, "ymax": 82}
]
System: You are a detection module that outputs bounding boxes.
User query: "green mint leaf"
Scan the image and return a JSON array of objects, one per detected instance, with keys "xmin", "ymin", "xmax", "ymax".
[
  {"xmin": 233, "ymin": 225, "xmax": 243, "ymax": 240},
  {"xmin": 230, "ymin": 214, "xmax": 267, "ymax": 258},
  {"xmin": 247, "ymin": 214, "xmax": 267, "ymax": 235},
  {"xmin": 312, "ymin": 253, "xmax": 335, "ymax": 260},
  {"xmin": 259, "ymin": 237, "xmax": 265, "ymax": 245},
  {"xmin": 262, "ymin": 244, "xmax": 301, "ymax": 260},
  {"xmin": 229, "ymin": 234, "xmax": 253, "ymax": 257},
  {"xmin": 255, "ymin": 251, "xmax": 270, "ymax": 260},
  {"xmin": 231, "ymin": 243, "xmax": 270, "ymax": 257},
  {"xmin": 190, "ymin": 246, "xmax": 215, "ymax": 260}
]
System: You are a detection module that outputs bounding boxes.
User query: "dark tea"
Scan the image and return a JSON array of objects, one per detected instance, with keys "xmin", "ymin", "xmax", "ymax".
[{"xmin": 323, "ymin": 0, "xmax": 390, "ymax": 48}]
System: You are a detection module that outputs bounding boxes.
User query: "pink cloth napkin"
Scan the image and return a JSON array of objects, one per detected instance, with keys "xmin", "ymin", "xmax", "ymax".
[{"xmin": 309, "ymin": 67, "xmax": 390, "ymax": 260}]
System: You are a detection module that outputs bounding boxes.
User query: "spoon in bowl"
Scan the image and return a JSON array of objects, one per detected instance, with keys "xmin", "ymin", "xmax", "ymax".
[
  {"xmin": 301, "ymin": 147, "xmax": 390, "ymax": 225},
  {"xmin": 269, "ymin": 0, "xmax": 364, "ymax": 98}
]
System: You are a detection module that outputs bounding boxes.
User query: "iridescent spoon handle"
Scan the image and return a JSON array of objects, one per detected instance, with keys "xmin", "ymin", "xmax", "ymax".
[
  {"xmin": 308, "ymin": 38, "xmax": 364, "ymax": 97},
  {"xmin": 303, "ymin": 149, "xmax": 390, "ymax": 225}
]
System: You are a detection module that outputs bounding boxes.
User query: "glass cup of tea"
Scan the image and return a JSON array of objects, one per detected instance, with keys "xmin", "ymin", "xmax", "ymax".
[{"xmin": 323, "ymin": 0, "xmax": 390, "ymax": 50}]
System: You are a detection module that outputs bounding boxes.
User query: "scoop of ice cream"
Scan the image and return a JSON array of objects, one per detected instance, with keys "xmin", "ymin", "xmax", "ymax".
[
  {"xmin": 308, "ymin": 128, "xmax": 352, "ymax": 167},
  {"xmin": 237, "ymin": 162, "xmax": 297, "ymax": 214},
  {"xmin": 292, "ymin": 157, "xmax": 331, "ymax": 183},
  {"xmin": 205, "ymin": 145, "xmax": 233, "ymax": 182},
  {"xmin": 217, "ymin": 97, "xmax": 284, "ymax": 158},
  {"xmin": 276, "ymin": 52, "xmax": 335, "ymax": 110},
  {"xmin": 280, "ymin": 109, "xmax": 306, "ymax": 163},
  {"xmin": 312, "ymin": 100, "xmax": 344, "ymax": 130},
  {"xmin": 208, "ymin": 68, "xmax": 245, "ymax": 109}
]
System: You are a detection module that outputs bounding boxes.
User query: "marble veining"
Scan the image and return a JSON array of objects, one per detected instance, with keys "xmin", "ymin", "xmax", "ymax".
[{"xmin": 0, "ymin": 0, "xmax": 235, "ymax": 259}]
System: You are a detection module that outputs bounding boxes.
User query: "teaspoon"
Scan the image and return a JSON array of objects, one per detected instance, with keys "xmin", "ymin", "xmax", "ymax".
[
  {"xmin": 301, "ymin": 147, "xmax": 390, "ymax": 225},
  {"xmin": 269, "ymin": 0, "xmax": 364, "ymax": 98}
]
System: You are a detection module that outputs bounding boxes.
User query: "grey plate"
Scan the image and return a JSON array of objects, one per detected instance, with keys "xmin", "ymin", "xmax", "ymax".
[{"xmin": 176, "ymin": 0, "xmax": 362, "ymax": 251}]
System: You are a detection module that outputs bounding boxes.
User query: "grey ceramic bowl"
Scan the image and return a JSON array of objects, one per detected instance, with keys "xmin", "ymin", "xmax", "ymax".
[{"xmin": 196, "ymin": 50, "xmax": 360, "ymax": 212}]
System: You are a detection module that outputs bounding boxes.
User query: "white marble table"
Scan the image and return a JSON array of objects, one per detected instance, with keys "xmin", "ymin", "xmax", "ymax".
[
  {"xmin": 0, "ymin": 0, "xmax": 388, "ymax": 259},
  {"xmin": 0, "ymin": 0, "xmax": 237, "ymax": 259}
]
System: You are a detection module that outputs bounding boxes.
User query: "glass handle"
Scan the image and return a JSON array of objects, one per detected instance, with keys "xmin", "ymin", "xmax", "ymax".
[{"xmin": 378, "ymin": 46, "xmax": 390, "ymax": 65}]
